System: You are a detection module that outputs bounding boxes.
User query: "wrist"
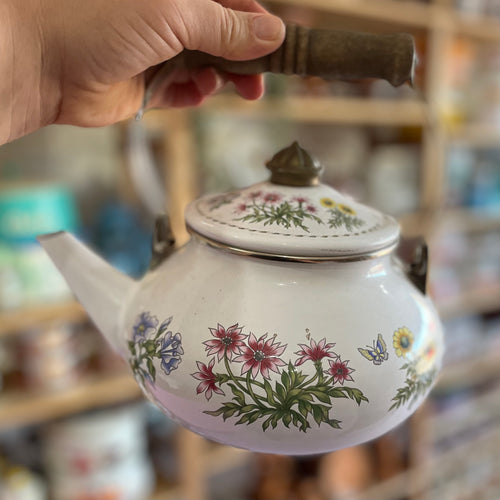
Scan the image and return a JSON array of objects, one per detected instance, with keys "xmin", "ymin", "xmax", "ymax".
[
  {"xmin": 0, "ymin": 0, "xmax": 61, "ymax": 144},
  {"xmin": 0, "ymin": 1, "xmax": 15, "ymax": 144}
]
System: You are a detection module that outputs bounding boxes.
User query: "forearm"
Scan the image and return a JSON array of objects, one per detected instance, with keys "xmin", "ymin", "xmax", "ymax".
[
  {"xmin": 0, "ymin": 0, "xmax": 60, "ymax": 145},
  {"xmin": 0, "ymin": 0, "xmax": 284, "ymax": 145},
  {"xmin": 0, "ymin": 1, "xmax": 15, "ymax": 144}
]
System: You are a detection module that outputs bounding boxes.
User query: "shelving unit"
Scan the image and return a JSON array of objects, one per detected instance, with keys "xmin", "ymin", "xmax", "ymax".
[
  {"xmin": 400, "ymin": 208, "xmax": 500, "ymax": 238},
  {"xmin": 447, "ymin": 123, "xmax": 500, "ymax": 148},
  {"xmin": 436, "ymin": 348, "xmax": 500, "ymax": 391},
  {"xmin": 1, "ymin": 0, "xmax": 499, "ymax": 499},
  {"xmin": 147, "ymin": 96, "xmax": 427, "ymax": 127},
  {"xmin": 268, "ymin": 0, "xmax": 500, "ymax": 40},
  {"xmin": 0, "ymin": 371, "xmax": 141, "ymax": 430},
  {"xmin": 437, "ymin": 284, "xmax": 500, "ymax": 320},
  {"xmin": 0, "ymin": 300, "xmax": 86, "ymax": 338}
]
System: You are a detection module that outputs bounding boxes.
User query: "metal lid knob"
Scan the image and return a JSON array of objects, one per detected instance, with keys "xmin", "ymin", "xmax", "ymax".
[{"xmin": 266, "ymin": 142, "xmax": 324, "ymax": 187}]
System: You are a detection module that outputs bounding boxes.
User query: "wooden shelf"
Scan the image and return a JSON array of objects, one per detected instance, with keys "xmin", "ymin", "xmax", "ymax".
[
  {"xmin": 436, "ymin": 349, "xmax": 500, "ymax": 391},
  {"xmin": 454, "ymin": 11, "xmax": 500, "ymax": 42},
  {"xmin": 150, "ymin": 447, "xmax": 252, "ymax": 499},
  {"xmin": 400, "ymin": 207, "xmax": 500, "ymax": 238},
  {"xmin": 266, "ymin": 0, "xmax": 500, "ymax": 41},
  {"xmin": 145, "ymin": 95, "xmax": 427, "ymax": 127},
  {"xmin": 0, "ymin": 300, "xmax": 86, "ymax": 338},
  {"xmin": 146, "ymin": 95, "xmax": 427, "ymax": 126},
  {"xmin": 436, "ymin": 284, "xmax": 500, "ymax": 319},
  {"xmin": 0, "ymin": 371, "xmax": 142, "ymax": 430},
  {"xmin": 204, "ymin": 445, "xmax": 252, "ymax": 476},
  {"xmin": 206, "ymin": 95, "xmax": 427, "ymax": 126},
  {"xmin": 437, "ymin": 208, "xmax": 500, "ymax": 234},
  {"xmin": 447, "ymin": 123, "xmax": 500, "ymax": 149},
  {"xmin": 150, "ymin": 485, "xmax": 182, "ymax": 500},
  {"xmin": 266, "ymin": 0, "xmax": 432, "ymax": 29}
]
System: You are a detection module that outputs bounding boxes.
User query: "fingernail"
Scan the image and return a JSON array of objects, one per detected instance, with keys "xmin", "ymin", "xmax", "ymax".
[{"xmin": 252, "ymin": 15, "xmax": 284, "ymax": 41}]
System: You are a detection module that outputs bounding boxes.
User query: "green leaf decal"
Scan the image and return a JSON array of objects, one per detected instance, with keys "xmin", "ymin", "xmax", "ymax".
[
  {"xmin": 204, "ymin": 408, "xmax": 225, "ymax": 417},
  {"xmin": 146, "ymin": 358, "xmax": 156, "ymax": 380},
  {"xmin": 275, "ymin": 382, "xmax": 286, "ymax": 403},
  {"xmin": 229, "ymin": 384, "xmax": 246, "ymax": 406},
  {"xmin": 235, "ymin": 196, "xmax": 324, "ymax": 232},
  {"xmin": 390, "ymin": 364, "xmax": 437, "ymax": 411},
  {"xmin": 309, "ymin": 388, "xmax": 331, "ymax": 404},
  {"xmin": 264, "ymin": 380, "xmax": 277, "ymax": 406},
  {"xmin": 281, "ymin": 371, "xmax": 290, "ymax": 390},
  {"xmin": 282, "ymin": 412, "xmax": 292, "ymax": 428},
  {"xmin": 312, "ymin": 405, "xmax": 324, "ymax": 426}
]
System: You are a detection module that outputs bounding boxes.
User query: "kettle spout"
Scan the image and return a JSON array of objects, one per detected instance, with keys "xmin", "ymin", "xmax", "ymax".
[{"xmin": 38, "ymin": 231, "xmax": 136, "ymax": 359}]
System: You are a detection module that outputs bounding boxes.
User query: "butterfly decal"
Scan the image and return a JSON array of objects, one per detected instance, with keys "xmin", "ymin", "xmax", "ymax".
[{"xmin": 358, "ymin": 334, "xmax": 389, "ymax": 365}]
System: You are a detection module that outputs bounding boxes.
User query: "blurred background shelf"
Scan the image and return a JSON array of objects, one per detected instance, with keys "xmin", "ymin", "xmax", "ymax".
[
  {"xmin": 0, "ymin": 370, "xmax": 141, "ymax": 431},
  {"xmin": 146, "ymin": 96, "xmax": 427, "ymax": 127},
  {"xmin": 150, "ymin": 485, "xmax": 182, "ymax": 500},
  {"xmin": 195, "ymin": 96, "xmax": 426, "ymax": 126},
  {"xmin": 436, "ymin": 348, "xmax": 500, "ymax": 390},
  {"xmin": 400, "ymin": 208, "xmax": 500, "ymax": 237},
  {"xmin": 267, "ymin": 0, "xmax": 500, "ymax": 40},
  {"xmin": 267, "ymin": 0, "xmax": 432, "ymax": 28},
  {"xmin": 0, "ymin": 300, "xmax": 85, "ymax": 338},
  {"xmin": 1, "ymin": 0, "xmax": 500, "ymax": 499},
  {"xmin": 149, "ymin": 447, "xmax": 252, "ymax": 500},
  {"xmin": 437, "ymin": 284, "xmax": 500, "ymax": 319},
  {"xmin": 447, "ymin": 123, "xmax": 500, "ymax": 148}
]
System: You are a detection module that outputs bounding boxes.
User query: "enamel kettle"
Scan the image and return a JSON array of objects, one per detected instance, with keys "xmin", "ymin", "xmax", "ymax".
[{"xmin": 39, "ymin": 26, "xmax": 443, "ymax": 455}]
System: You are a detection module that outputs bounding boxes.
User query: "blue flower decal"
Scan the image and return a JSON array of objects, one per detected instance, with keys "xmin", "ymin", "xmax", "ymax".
[
  {"xmin": 128, "ymin": 312, "xmax": 183, "ymax": 385},
  {"xmin": 157, "ymin": 329, "xmax": 184, "ymax": 375},
  {"xmin": 133, "ymin": 312, "xmax": 158, "ymax": 343}
]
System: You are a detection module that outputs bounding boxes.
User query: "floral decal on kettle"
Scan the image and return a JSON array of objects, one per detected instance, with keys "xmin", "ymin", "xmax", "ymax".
[
  {"xmin": 389, "ymin": 327, "xmax": 437, "ymax": 411},
  {"xmin": 206, "ymin": 190, "xmax": 366, "ymax": 233},
  {"xmin": 192, "ymin": 324, "xmax": 368, "ymax": 433},
  {"xmin": 320, "ymin": 198, "xmax": 365, "ymax": 232},
  {"xmin": 234, "ymin": 192, "xmax": 323, "ymax": 233},
  {"xmin": 355, "ymin": 327, "xmax": 437, "ymax": 411},
  {"xmin": 128, "ymin": 313, "xmax": 183, "ymax": 385}
]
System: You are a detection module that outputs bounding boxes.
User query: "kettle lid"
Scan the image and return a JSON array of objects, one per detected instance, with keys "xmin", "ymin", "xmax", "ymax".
[{"xmin": 185, "ymin": 142, "xmax": 399, "ymax": 260}]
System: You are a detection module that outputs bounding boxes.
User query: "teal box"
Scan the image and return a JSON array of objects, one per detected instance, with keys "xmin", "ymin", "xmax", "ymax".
[{"xmin": 0, "ymin": 184, "xmax": 79, "ymax": 245}]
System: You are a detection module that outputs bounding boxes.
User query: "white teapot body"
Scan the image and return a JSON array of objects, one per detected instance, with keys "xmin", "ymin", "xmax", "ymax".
[
  {"xmin": 40, "ymin": 143, "xmax": 443, "ymax": 454},
  {"xmin": 125, "ymin": 237, "xmax": 442, "ymax": 454}
]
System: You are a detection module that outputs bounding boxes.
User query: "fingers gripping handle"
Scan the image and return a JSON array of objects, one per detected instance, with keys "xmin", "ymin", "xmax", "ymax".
[
  {"xmin": 137, "ymin": 24, "xmax": 416, "ymax": 119},
  {"xmin": 180, "ymin": 26, "xmax": 416, "ymax": 86}
]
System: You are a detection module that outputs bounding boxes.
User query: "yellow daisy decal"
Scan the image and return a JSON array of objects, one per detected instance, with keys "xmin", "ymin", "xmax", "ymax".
[
  {"xmin": 337, "ymin": 204, "xmax": 356, "ymax": 216},
  {"xmin": 393, "ymin": 327, "xmax": 414, "ymax": 357},
  {"xmin": 320, "ymin": 197, "xmax": 336, "ymax": 208}
]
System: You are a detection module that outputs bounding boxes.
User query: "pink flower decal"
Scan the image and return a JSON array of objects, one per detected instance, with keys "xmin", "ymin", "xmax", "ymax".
[
  {"xmin": 263, "ymin": 193, "xmax": 282, "ymax": 204},
  {"xmin": 235, "ymin": 192, "xmax": 323, "ymax": 232},
  {"xmin": 248, "ymin": 191, "xmax": 262, "ymax": 199},
  {"xmin": 192, "ymin": 358, "xmax": 225, "ymax": 400},
  {"xmin": 203, "ymin": 323, "xmax": 246, "ymax": 361},
  {"xmin": 234, "ymin": 333, "xmax": 287, "ymax": 379},
  {"xmin": 327, "ymin": 358, "xmax": 355, "ymax": 385},
  {"xmin": 234, "ymin": 203, "xmax": 248, "ymax": 214},
  {"xmin": 293, "ymin": 196, "xmax": 309, "ymax": 204},
  {"xmin": 295, "ymin": 338, "xmax": 337, "ymax": 366}
]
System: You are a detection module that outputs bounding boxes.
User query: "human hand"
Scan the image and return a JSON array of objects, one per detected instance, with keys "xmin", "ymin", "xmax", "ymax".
[{"xmin": 0, "ymin": 0, "xmax": 285, "ymax": 144}]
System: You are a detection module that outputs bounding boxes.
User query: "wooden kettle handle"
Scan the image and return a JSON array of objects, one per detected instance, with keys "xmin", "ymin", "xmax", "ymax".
[{"xmin": 137, "ymin": 24, "xmax": 416, "ymax": 118}]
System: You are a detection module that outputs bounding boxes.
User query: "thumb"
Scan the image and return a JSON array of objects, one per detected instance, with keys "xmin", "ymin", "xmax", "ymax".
[{"xmin": 171, "ymin": 0, "xmax": 285, "ymax": 61}]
